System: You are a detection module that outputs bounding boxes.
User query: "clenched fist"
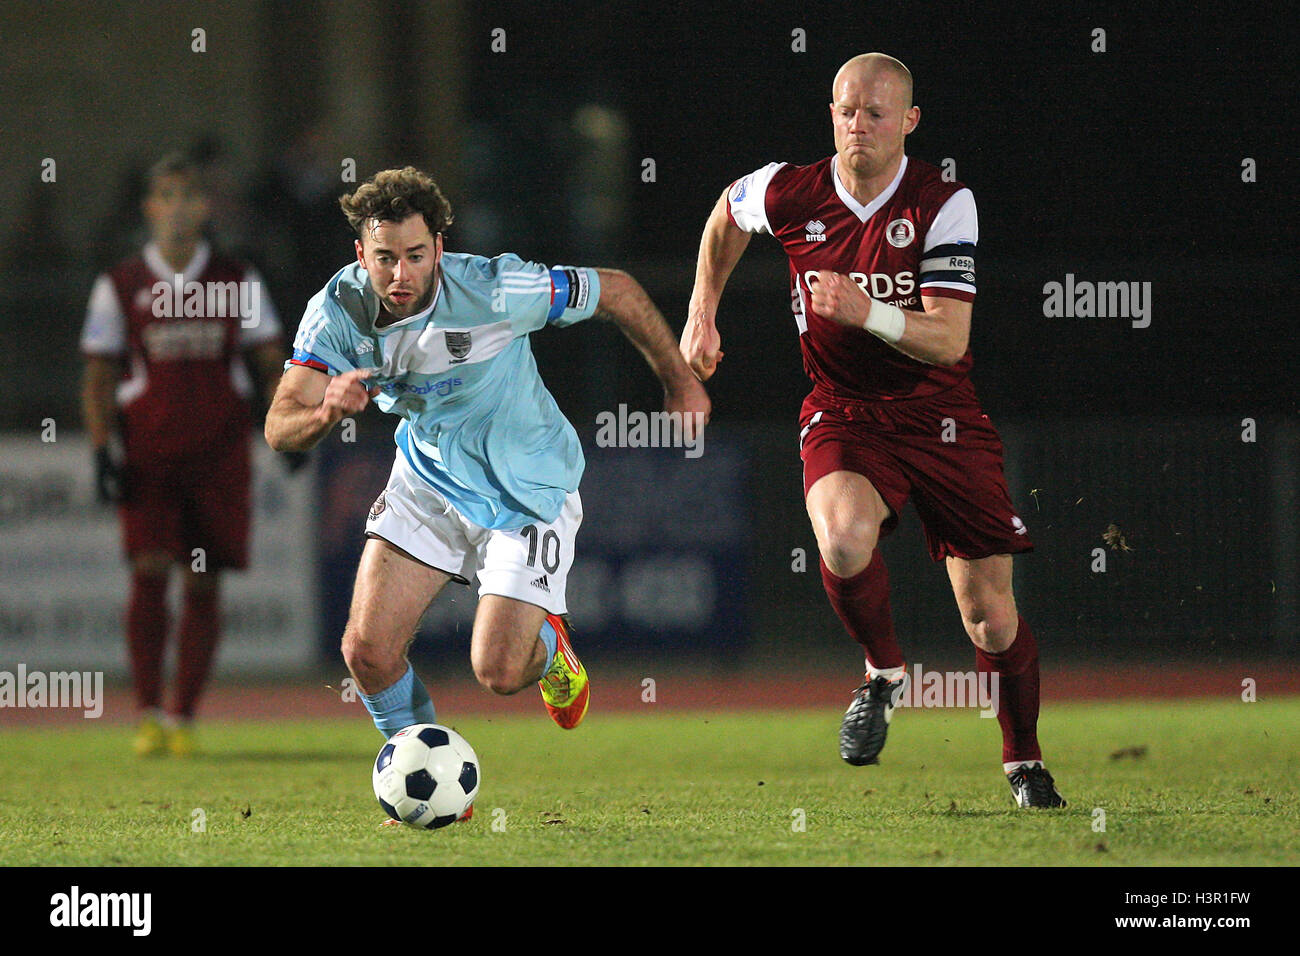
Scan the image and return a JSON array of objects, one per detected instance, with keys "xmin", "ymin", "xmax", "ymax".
[
  {"xmin": 318, "ymin": 368, "xmax": 381, "ymax": 424},
  {"xmin": 807, "ymin": 271, "xmax": 870, "ymax": 329},
  {"xmin": 680, "ymin": 315, "xmax": 724, "ymax": 382}
]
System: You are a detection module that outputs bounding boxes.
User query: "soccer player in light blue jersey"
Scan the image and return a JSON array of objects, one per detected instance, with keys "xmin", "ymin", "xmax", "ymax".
[{"xmin": 266, "ymin": 167, "xmax": 709, "ymax": 765}]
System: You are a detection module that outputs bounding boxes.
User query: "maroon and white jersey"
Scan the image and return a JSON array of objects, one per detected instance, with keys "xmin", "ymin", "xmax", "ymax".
[
  {"xmin": 80, "ymin": 240, "xmax": 281, "ymax": 460},
  {"xmin": 728, "ymin": 155, "xmax": 977, "ymax": 401}
]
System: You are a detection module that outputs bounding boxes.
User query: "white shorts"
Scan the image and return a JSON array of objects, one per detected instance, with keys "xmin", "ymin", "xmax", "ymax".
[{"xmin": 365, "ymin": 452, "xmax": 582, "ymax": 616}]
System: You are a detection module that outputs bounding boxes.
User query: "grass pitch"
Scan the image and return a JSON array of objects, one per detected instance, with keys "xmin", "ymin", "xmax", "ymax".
[{"xmin": 1, "ymin": 697, "xmax": 1295, "ymax": 866}]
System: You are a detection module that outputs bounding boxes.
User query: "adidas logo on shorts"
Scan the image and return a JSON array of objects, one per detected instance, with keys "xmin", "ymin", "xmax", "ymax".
[{"xmin": 530, "ymin": 574, "xmax": 551, "ymax": 593}]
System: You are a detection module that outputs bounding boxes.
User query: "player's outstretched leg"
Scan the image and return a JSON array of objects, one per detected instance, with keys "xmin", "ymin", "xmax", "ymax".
[
  {"xmin": 825, "ymin": 550, "xmax": 907, "ymax": 764},
  {"xmin": 840, "ymin": 667, "xmax": 908, "ymax": 765},
  {"xmin": 806, "ymin": 472, "xmax": 907, "ymax": 764},
  {"xmin": 538, "ymin": 614, "xmax": 589, "ymax": 729},
  {"xmin": 343, "ymin": 539, "xmax": 448, "ymax": 738},
  {"xmin": 949, "ymin": 555, "xmax": 1066, "ymax": 808}
]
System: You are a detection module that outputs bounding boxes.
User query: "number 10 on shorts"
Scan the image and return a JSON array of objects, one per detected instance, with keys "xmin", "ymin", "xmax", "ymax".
[{"xmin": 520, "ymin": 525, "xmax": 561, "ymax": 574}]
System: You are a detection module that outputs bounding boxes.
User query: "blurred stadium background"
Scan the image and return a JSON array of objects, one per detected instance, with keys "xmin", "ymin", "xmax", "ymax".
[{"xmin": 0, "ymin": 1, "xmax": 1295, "ymax": 696}]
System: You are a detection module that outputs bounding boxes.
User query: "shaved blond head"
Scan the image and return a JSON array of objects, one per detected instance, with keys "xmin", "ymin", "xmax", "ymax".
[
  {"xmin": 828, "ymin": 52, "xmax": 919, "ymax": 191},
  {"xmin": 832, "ymin": 53, "xmax": 913, "ymax": 110}
]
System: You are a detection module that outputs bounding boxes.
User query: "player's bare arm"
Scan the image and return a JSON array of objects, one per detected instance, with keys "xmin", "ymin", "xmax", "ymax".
[
  {"xmin": 82, "ymin": 354, "xmax": 128, "ymax": 503},
  {"xmin": 592, "ymin": 267, "xmax": 711, "ymax": 435},
  {"xmin": 680, "ymin": 187, "xmax": 753, "ymax": 382},
  {"xmin": 264, "ymin": 364, "xmax": 379, "ymax": 452},
  {"xmin": 808, "ymin": 270, "xmax": 971, "ymax": 367},
  {"xmin": 81, "ymin": 355, "xmax": 121, "ymax": 451}
]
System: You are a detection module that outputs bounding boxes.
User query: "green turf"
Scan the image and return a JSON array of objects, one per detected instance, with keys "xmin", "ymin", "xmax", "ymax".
[{"xmin": 1, "ymin": 697, "xmax": 1295, "ymax": 866}]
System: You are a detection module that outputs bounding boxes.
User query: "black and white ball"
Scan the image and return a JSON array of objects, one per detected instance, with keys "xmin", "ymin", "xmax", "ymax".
[{"xmin": 373, "ymin": 724, "xmax": 480, "ymax": 829}]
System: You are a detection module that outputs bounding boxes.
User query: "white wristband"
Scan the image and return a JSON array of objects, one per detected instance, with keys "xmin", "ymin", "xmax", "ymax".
[{"xmin": 864, "ymin": 298, "xmax": 906, "ymax": 343}]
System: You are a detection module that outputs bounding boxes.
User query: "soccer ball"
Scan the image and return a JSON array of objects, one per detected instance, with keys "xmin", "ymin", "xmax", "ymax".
[{"xmin": 372, "ymin": 724, "xmax": 480, "ymax": 829}]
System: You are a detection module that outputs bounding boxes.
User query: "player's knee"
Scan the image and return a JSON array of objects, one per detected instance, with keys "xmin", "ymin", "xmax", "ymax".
[
  {"xmin": 472, "ymin": 655, "xmax": 525, "ymax": 696},
  {"xmin": 818, "ymin": 527, "xmax": 878, "ymax": 578},
  {"xmin": 960, "ymin": 602, "xmax": 1018, "ymax": 652},
  {"xmin": 341, "ymin": 627, "xmax": 402, "ymax": 684},
  {"xmin": 470, "ymin": 632, "xmax": 533, "ymax": 695}
]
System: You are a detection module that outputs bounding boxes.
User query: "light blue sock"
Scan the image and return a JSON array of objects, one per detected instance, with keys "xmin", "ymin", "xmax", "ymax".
[
  {"xmin": 537, "ymin": 617, "xmax": 559, "ymax": 679},
  {"xmin": 360, "ymin": 663, "xmax": 436, "ymax": 738}
]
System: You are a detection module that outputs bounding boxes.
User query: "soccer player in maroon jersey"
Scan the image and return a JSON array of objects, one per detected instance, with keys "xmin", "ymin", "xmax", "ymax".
[
  {"xmin": 681, "ymin": 53, "xmax": 1065, "ymax": 807},
  {"xmin": 80, "ymin": 154, "xmax": 286, "ymax": 756}
]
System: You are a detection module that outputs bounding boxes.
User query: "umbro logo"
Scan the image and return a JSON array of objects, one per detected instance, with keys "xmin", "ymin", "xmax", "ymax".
[
  {"xmin": 530, "ymin": 574, "xmax": 551, "ymax": 593},
  {"xmin": 805, "ymin": 220, "xmax": 827, "ymax": 242}
]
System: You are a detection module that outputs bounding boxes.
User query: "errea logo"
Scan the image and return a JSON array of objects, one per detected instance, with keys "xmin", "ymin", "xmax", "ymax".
[{"xmin": 805, "ymin": 220, "xmax": 827, "ymax": 242}]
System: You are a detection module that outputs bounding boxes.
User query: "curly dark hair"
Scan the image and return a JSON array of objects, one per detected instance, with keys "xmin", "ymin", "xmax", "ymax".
[{"xmin": 339, "ymin": 166, "xmax": 454, "ymax": 241}]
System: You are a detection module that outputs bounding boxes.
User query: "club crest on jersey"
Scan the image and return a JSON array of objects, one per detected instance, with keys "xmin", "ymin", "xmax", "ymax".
[
  {"xmin": 805, "ymin": 220, "xmax": 827, "ymax": 242},
  {"xmin": 369, "ymin": 492, "xmax": 387, "ymax": 520},
  {"xmin": 887, "ymin": 218, "xmax": 915, "ymax": 248},
  {"xmin": 445, "ymin": 330, "xmax": 472, "ymax": 363}
]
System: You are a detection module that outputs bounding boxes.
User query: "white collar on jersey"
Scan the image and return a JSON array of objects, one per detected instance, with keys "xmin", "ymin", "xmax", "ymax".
[
  {"xmin": 831, "ymin": 154, "xmax": 909, "ymax": 222},
  {"xmin": 143, "ymin": 239, "xmax": 211, "ymax": 283}
]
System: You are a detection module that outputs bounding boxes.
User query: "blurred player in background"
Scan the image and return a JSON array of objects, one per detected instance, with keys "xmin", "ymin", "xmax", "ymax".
[
  {"xmin": 680, "ymin": 54, "xmax": 1065, "ymax": 808},
  {"xmin": 81, "ymin": 153, "xmax": 285, "ymax": 756},
  {"xmin": 266, "ymin": 168, "xmax": 708, "ymax": 809}
]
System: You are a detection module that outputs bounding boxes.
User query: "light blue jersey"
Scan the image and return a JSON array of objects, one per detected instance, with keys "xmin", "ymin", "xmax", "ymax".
[{"xmin": 288, "ymin": 253, "xmax": 601, "ymax": 530}]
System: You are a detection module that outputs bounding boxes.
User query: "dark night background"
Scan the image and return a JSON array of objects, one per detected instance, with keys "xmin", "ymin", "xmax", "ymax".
[{"xmin": 1, "ymin": 0, "xmax": 1295, "ymax": 666}]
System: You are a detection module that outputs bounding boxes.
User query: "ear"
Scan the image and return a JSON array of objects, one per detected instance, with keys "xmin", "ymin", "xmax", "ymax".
[
  {"xmin": 904, "ymin": 105, "xmax": 920, "ymax": 136},
  {"xmin": 355, "ymin": 238, "xmax": 365, "ymax": 265}
]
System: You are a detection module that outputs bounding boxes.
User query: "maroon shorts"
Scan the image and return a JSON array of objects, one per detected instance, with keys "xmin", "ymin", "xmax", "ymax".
[
  {"xmin": 799, "ymin": 380, "xmax": 1033, "ymax": 562},
  {"xmin": 120, "ymin": 438, "xmax": 251, "ymax": 570}
]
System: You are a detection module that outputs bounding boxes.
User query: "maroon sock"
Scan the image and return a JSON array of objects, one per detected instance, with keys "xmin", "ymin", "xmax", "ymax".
[
  {"xmin": 127, "ymin": 572, "xmax": 169, "ymax": 711},
  {"xmin": 820, "ymin": 551, "xmax": 904, "ymax": 670},
  {"xmin": 976, "ymin": 614, "xmax": 1043, "ymax": 764},
  {"xmin": 174, "ymin": 587, "xmax": 221, "ymax": 720}
]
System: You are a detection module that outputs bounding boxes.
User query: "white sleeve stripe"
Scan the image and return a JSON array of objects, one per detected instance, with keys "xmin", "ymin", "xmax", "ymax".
[
  {"xmin": 297, "ymin": 310, "xmax": 332, "ymax": 351},
  {"xmin": 919, "ymin": 280, "xmax": 976, "ymax": 293}
]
